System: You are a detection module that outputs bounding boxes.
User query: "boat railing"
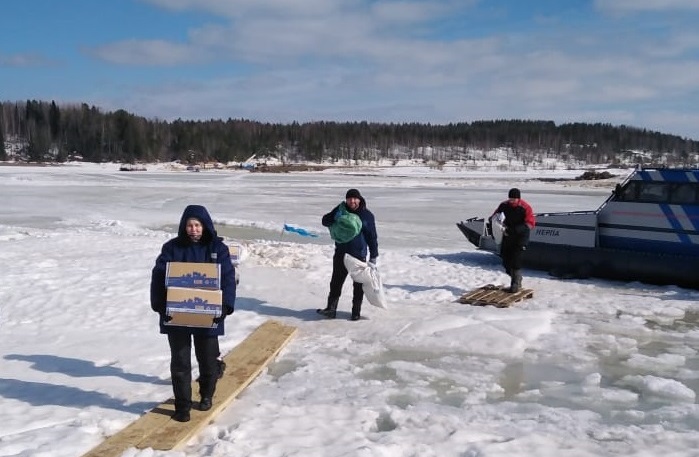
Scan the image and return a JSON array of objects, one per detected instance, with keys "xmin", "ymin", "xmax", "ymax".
[{"xmin": 596, "ymin": 167, "xmax": 639, "ymax": 212}]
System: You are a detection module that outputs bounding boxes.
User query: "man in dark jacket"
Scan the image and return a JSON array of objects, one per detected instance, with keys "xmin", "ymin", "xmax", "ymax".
[
  {"xmin": 317, "ymin": 188, "xmax": 379, "ymax": 321},
  {"xmin": 150, "ymin": 205, "xmax": 236, "ymax": 422},
  {"xmin": 490, "ymin": 188, "xmax": 536, "ymax": 293}
]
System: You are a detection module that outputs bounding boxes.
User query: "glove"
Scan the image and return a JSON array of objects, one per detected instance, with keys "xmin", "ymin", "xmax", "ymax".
[
  {"xmin": 213, "ymin": 314, "xmax": 226, "ymax": 324},
  {"xmin": 160, "ymin": 312, "xmax": 172, "ymax": 323},
  {"xmin": 369, "ymin": 257, "xmax": 378, "ymax": 266}
]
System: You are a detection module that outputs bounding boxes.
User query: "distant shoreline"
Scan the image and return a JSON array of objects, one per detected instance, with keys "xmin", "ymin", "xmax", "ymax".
[{"xmin": 0, "ymin": 162, "xmax": 64, "ymax": 167}]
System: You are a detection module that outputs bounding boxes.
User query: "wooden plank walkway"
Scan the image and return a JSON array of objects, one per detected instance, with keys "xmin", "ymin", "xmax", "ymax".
[
  {"xmin": 81, "ymin": 320, "xmax": 297, "ymax": 456},
  {"xmin": 459, "ymin": 284, "xmax": 533, "ymax": 308}
]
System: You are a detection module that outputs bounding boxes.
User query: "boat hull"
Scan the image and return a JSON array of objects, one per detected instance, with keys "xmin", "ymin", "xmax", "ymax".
[
  {"xmin": 523, "ymin": 241, "xmax": 698, "ymax": 288},
  {"xmin": 456, "ymin": 218, "xmax": 699, "ymax": 289},
  {"xmin": 457, "ymin": 167, "xmax": 699, "ymax": 289}
]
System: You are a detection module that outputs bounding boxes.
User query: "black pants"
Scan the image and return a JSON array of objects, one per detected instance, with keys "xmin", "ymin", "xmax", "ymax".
[
  {"xmin": 500, "ymin": 225, "xmax": 529, "ymax": 274},
  {"xmin": 167, "ymin": 332, "xmax": 220, "ymax": 413},
  {"xmin": 501, "ymin": 237, "xmax": 522, "ymax": 274},
  {"xmin": 329, "ymin": 251, "xmax": 364, "ymax": 304}
]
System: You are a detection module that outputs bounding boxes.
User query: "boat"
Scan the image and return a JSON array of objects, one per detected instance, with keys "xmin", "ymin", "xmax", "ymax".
[{"xmin": 456, "ymin": 167, "xmax": 699, "ymax": 289}]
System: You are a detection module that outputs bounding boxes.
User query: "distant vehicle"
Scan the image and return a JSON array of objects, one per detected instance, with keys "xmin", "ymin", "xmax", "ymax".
[
  {"xmin": 241, "ymin": 153, "xmax": 257, "ymax": 170},
  {"xmin": 457, "ymin": 167, "xmax": 699, "ymax": 289},
  {"xmin": 119, "ymin": 164, "xmax": 146, "ymax": 171}
]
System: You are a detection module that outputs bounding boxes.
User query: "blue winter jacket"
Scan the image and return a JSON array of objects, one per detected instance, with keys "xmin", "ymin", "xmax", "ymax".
[
  {"xmin": 150, "ymin": 205, "xmax": 236, "ymax": 336},
  {"xmin": 322, "ymin": 197, "xmax": 379, "ymax": 261}
]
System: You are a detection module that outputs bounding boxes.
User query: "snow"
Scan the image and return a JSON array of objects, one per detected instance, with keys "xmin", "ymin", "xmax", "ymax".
[{"xmin": 1, "ymin": 162, "xmax": 698, "ymax": 457}]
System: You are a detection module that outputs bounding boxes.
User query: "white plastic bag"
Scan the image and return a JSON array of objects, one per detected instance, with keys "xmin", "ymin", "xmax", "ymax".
[
  {"xmin": 343, "ymin": 254, "xmax": 387, "ymax": 309},
  {"xmin": 491, "ymin": 212, "xmax": 506, "ymax": 245}
]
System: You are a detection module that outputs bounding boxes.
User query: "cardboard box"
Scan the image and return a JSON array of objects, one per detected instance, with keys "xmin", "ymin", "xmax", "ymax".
[
  {"xmin": 165, "ymin": 262, "xmax": 221, "ymax": 290},
  {"xmin": 229, "ymin": 243, "xmax": 242, "ymax": 265},
  {"xmin": 165, "ymin": 287, "xmax": 222, "ymax": 328}
]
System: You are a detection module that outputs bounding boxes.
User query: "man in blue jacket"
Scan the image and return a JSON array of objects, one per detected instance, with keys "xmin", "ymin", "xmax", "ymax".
[
  {"xmin": 318, "ymin": 188, "xmax": 379, "ymax": 321},
  {"xmin": 150, "ymin": 205, "xmax": 236, "ymax": 422}
]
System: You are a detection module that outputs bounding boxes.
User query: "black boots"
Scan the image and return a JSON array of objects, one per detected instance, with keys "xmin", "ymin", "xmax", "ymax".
[
  {"xmin": 199, "ymin": 397, "xmax": 212, "ymax": 411},
  {"xmin": 317, "ymin": 297, "xmax": 363, "ymax": 320},
  {"xmin": 316, "ymin": 308, "xmax": 336, "ymax": 318},
  {"xmin": 217, "ymin": 359, "xmax": 226, "ymax": 379},
  {"xmin": 172, "ymin": 410, "xmax": 190, "ymax": 422},
  {"xmin": 317, "ymin": 297, "xmax": 339, "ymax": 319},
  {"xmin": 509, "ymin": 270, "xmax": 523, "ymax": 293}
]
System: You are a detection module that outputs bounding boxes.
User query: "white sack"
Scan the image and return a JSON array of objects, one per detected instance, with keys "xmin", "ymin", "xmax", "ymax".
[
  {"xmin": 491, "ymin": 212, "xmax": 506, "ymax": 245},
  {"xmin": 343, "ymin": 254, "xmax": 387, "ymax": 309}
]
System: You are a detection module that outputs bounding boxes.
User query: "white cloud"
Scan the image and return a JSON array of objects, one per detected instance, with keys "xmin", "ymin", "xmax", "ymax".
[
  {"xmin": 0, "ymin": 53, "xmax": 53, "ymax": 67},
  {"xmin": 82, "ymin": 0, "xmax": 699, "ymax": 139},
  {"xmin": 142, "ymin": 0, "xmax": 355, "ymax": 18},
  {"xmin": 643, "ymin": 32, "xmax": 699, "ymax": 57},
  {"xmin": 370, "ymin": 0, "xmax": 460, "ymax": 23},
  {"xmin": 132, "ymin": 0, "xmax": 478, "ymax": 65},
  {"xmin": 594, "ymin": 0, "xmax": 699, "ymax": 13},
  {"xmin": 88, "ymin": 39, "xmax": 207, "ymax": 66}
]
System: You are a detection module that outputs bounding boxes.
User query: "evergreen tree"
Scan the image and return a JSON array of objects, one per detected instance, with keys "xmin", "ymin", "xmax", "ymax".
[
  {"xmin": 49, "ymin": 100, "xmax": 61, "ymax": 155},
  {"xmin": 2, "ymin": 99, "xmax": 698, "ymax": 166},
  {"xmin": 49, "ymin": 101, "xmax": 61, "ymax": 139},
  {"xmin": 0, "ymin": 103, "xmax": 6, "ymax": 160}
]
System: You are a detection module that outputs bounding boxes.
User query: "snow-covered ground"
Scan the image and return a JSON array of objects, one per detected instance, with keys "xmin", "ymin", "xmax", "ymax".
[{"xmin": 1, "ymin": 163, "xmax": 698, "ymax": 457}]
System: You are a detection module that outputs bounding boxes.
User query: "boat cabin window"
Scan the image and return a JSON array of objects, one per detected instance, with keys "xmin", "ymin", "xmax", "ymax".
[
  {"xmin": 615, "ymin": 181, "xmax": 640, "ymax": 201},
  {"xmin": 613, "ymin": 181, "xmax": 699, "ymax": 204},
  {"xmin": 639, "ymin": 183, "xmax": 668, "ymax": 202},
  {"xmin": 671, "ymin": 183, "xmax": 698, "ymax": 204}
]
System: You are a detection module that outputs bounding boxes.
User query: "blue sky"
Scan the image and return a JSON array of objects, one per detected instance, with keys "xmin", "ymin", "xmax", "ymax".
[{"xmin": 2, "ymin": 0, "xmax": 699, "ymax": 140}]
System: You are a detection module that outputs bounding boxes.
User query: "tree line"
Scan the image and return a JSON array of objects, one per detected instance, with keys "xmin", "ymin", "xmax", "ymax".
[{"xmin": 1, "ymin": 100, "xmax": 698, "ymax": 166}]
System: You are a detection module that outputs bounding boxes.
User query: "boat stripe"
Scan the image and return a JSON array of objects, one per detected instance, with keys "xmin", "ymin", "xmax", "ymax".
[
  {"xmin": 535, "ymin": 222, "xmax": 596, "ymax": 231},
  {"xmin": 674, "ymin": 206, "xmax": 693, "ymax": 232},
  {"xmin": 636, "ymin": 169, "xmax": 699, "ymax": 182},
  {"xmin": 659, "ymin": 204, "xmax": 692, "ymax": 243},
  {"xmin": 684, "ymin": 205, "xmax": 699, "ymax": 231},
  {"xmin": 638, "ymin": 170, "xmax": 653, "ymax": 182},
  {"xmin": 599, "ymin": 222, "xmax": 699, "ymax": 237},
  {"xmin": 660, "ymin": 169, "xmax": 686, "ymax": 182}
]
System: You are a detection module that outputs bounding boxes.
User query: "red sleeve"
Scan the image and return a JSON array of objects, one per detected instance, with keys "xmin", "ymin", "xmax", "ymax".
[{"xmin": 521, "ymin": 200, "xmax": 536, "ymax": 228}]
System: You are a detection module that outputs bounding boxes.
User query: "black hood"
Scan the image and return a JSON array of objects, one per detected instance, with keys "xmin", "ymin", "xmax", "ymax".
[{"xmin": 177, "ymin": 204, "xmax": 217, "ymax": 244}]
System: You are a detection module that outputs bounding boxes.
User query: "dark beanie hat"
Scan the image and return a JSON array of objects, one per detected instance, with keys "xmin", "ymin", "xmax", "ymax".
[
  {"xmin": 508, "ymin": 188, "xmax": 521, "ymax": 199},
  {"xmin": 346, "ymin": 188, "xmax": 362, "ymax": 199}
]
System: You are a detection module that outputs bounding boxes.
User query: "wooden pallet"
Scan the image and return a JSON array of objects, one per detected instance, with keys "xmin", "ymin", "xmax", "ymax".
[
  {"xmin": 459, "ymin": 284, "xmax": 533, "ymax": 308},
  {"xmin": 81, "ymin": 320, "xmax": 297, "ymax": 456}
]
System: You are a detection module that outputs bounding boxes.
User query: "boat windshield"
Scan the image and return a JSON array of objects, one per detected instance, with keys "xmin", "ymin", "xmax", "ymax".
[{"xmin": 614, "ymin": 181, "xmax": 699, "ymax": 204}]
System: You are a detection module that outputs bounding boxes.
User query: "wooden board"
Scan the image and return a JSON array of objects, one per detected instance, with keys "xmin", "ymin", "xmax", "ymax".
[
  {"xmin": 459, "ymin": 284, "xmax": 533, "ymax": 308},
  {"xmin": 81, "ymin": 320, "xmax": 297, "ymax": 456}
]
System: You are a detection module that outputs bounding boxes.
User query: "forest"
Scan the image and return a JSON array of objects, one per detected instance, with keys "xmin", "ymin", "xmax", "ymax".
[{"xmin": 1, "ymin": 99, "xmax": 698, "ymax": 166}]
